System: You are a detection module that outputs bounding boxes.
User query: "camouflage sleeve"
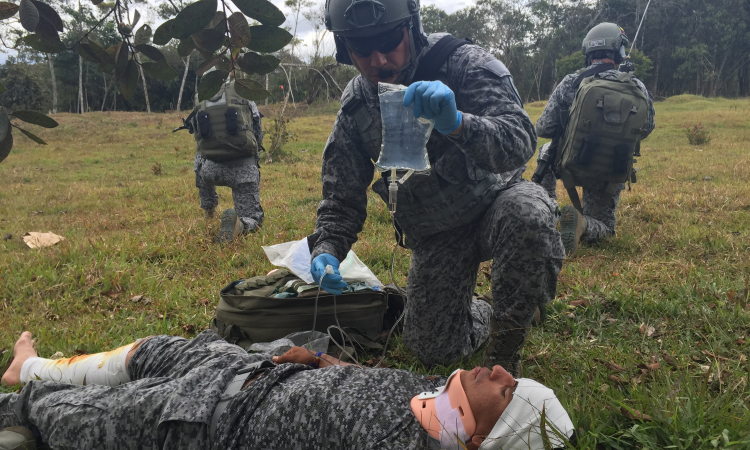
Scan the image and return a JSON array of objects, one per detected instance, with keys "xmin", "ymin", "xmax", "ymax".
[
  {"xmin": 633, "ymin": 77, "xmax": 656, "ymax": 139},
  {"xmin": 535, "ymin": 74, "xmax": 576, "ymax": 139},
  {"xmin": 312, "ymin": 112, "xmax": 375, "ymax": 262},
  {"xmin": 445, "ymin": 47, "xmax": 537, "ymax": 174}
]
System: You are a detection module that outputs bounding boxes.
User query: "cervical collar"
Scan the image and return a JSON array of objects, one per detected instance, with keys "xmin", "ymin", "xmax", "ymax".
[{"xmin": 410, "ymin": 369, "xmax": 477, "ymax": 448}]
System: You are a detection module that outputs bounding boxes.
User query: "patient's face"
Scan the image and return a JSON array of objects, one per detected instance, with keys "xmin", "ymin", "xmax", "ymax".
[{"xmin": 460, "ymin": 366, "xmax": 517, "ymax": 435}]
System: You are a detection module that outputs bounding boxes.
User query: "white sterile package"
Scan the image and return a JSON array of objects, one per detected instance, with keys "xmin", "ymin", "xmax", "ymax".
[{"xmin": 262, "ymin": 237, "xmax": 384, "ymax": 288}]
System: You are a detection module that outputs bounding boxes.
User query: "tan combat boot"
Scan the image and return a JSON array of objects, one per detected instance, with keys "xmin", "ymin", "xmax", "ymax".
[
  {"xmin": 215, "ymin": 208, "xmax": 244, "ymax": 243},
  {"xmin": 560, "ymin": 205, "xmax": 587, "ymax": 257},
  {"xmin": 482, "ymin": 317, "xmax": 527, "ymax": 377}
]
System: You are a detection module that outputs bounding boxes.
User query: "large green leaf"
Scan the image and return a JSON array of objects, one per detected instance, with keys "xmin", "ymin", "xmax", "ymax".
[
  {"xmin": 34, "ymin": 15, "xmax": 60, "ymax": 43},
  {"xmin": 114, "ymin": 41, "xmax": 129, "ymax": 80},
  {"xmin": 142, "ymin": 61, "xmax": 179, "ymax": 81},
  {"xmin": 78, "ymin": 42, "xmax": 101, "ymax": 63},
  {"xmin": 135, "ymin": 44, "xmax": 167, "ymax": 63},
  {"xmin": 234, "ymin": 77, "xmax": 271, "ymax": 102},
  {"xmin": 177, "ymin": 37, "xmax": 195, "ymax": 57},
  {"xmin": 230, "ymin": 0, "xmax": 284, "ymax": 27},
  {"xmin": 88, "ymin": 40, "xmax": 113, "ymax": 64},
  {"xmin": 171, "ymin": 0, "xmax": 217, "ymax": 40},
  {"xmin": 18, "ymin": 0, "xmax": 38, "ymax": 32},
  {"xmin": 14, "ymin": 125, "xmax": 47, "ymax": 145},
  {"xmin": 31, "ymin": 0, "xmax": 64, "ymax": 33},
  {"xmin": 0, "ymin": 2, "xmax": 19, "ymax": 20},
  {"xmin": 246, "ymin": 25, "xmax": 292, "ymax": 53},
  {"xmin": 132, "ymin": 9, "xmax": 140, "ymax": 28},
  {"xmin": 153, "ymin": 19, "xmax": 173, "ymax": 45},
  {"xmin": 31, "ymin": 0, "xmax": 62, "ymax": 31},
  {"xmin": 191, "ymin": 28, "xmax": 225, "ymax": 52},
  {"xmin": 227, "ymin": 12, "xmax": 251, "ymax": 48},
  {"xmin": 237, "ymin": 51, "xmax": 279, "ymax": 75},
  {"xmin": 0, "ymin": 129, "xmax": 12, "ymax": 164},
  {"xmin": 134, "ymin": 24, "xmax": 152, "ymax": 46},
  {"xmin": 198, "ymin": 69, "xmax": 228, "ymax": 101},
  {"xmin": 119, "ymin": 60, "xmax": 139, "ymax": 100},
  {"xmin": 209, "ymin": 11, "xmax": 226, "ymax": 33},
  {"xmin": 90, "ymin": 0, "xmax": 104, "ymax": 4},
  {"xmin": 195, "ymin": 54, "xmax": 221, "ymax": 76},
  {"xmin": 0, "ymin": 108, "xmax": 9, "ymax": 143},
  {"xmin": 23, "ymin": 34, "xmax": 66, "ymax": 53},
  {"xmin": 10, "ymin": 110, "xmax": 58, "ymax": 128}
]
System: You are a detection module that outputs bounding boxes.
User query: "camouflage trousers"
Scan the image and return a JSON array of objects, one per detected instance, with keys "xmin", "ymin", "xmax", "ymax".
[
  {"xmin": 402, "ymin": 180, "xmax": 565, "ymax": 366},
  {"xmin": 0, "ymin": 331, "xmax": 270, "ymax": 450},
  {"xmin": 195, "ymin": 154, "xmax": 264, "ymax": 231},
  {"xmin": 538, "ymin": 171, "xmax": 623, "ymax": 242}
]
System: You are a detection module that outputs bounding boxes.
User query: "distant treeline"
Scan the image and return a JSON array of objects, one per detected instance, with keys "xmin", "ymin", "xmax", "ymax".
[{"xmin": 1, "ymin": 0, "xmax": 748, "ymax": 114}]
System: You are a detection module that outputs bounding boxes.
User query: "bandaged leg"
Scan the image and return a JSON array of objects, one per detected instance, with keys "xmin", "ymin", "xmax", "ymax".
[{"xmin": 19, "ymin": 343, "xmax": 134, "ymax": 386}]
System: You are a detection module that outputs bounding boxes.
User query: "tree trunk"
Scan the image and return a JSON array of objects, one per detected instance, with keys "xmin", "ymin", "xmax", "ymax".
[
  {"xmin": 135, "ymin": 54, "xmax": 151, "ymax": 113},
  {"xmin": 101, "ymin": 75, "xmax": 109, "ymax": 111},
  {"xmin": 265, "ymin": 74, "xmax": 268, "ymax": 106},
  {"xmin": 47, "ymin": 54, "xmax": 58, "ymax": 114},
  {"xmin": 78, "ymin": 55, "xmax": 84, "ymax": 114},
  {"xmin": 176, "ymin": 54, "xmax": 191, "ymax": 111}
]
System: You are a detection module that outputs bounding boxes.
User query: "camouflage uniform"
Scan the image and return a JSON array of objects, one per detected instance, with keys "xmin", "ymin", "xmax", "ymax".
[
  {"xmin": 536, "ymin": 62, "xmax": 656, "ymax": 242},
  {"xmin": 313, "ymin": 34, "xmax": 565, "ymax": 366},
  {"xmin": 194, "ymin": 101, "xmax": 265, "ymax": 231},
  {"xmin": 0, "ymin": 330, "xmax": 445, "ymax": 450}
]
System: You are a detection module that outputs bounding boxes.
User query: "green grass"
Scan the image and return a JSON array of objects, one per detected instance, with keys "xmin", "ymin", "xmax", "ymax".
[{"xmin": 2, "ymin": 96, "xmax": 750, "ymax": 448}]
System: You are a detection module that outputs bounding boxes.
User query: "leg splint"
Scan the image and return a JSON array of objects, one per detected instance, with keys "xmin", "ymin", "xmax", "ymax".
[{"xmin": 19, "ymin": 343, "xmax": 134, "ymax": 386}]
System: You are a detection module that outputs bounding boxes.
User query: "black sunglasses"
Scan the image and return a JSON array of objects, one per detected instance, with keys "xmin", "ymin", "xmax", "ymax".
[{"xmin": 345, "ymin": 25, "xmax": 406, "ymax": 58}]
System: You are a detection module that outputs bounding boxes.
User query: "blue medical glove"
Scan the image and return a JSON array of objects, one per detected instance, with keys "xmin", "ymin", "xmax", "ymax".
[
  {"xmin": 403, "ymin": 80, "xmax": 463, "ymax": 134},
  {"xmin": 311, "ymin": 253, "xmax": 348, "ymax": 295}
]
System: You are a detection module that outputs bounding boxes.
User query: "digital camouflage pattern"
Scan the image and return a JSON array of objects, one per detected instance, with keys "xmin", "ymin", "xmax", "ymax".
[
  {"xmin": 313, "ymin": 34, "xmax": 564, "ymax": 366},
  {"xmin": 403, "ymin": 180, "xmax": 565, "ymax": 366},
  {"xmin": 0, "ymin": 331, "xmax": 445, "ymax": 450},
  {"xmin": 194, "ymin": 100, "xmax": 265, "ymax": 232},
  {"xmin": 536, "ymin": 61, "xmax": 656, "ymax": 242}
]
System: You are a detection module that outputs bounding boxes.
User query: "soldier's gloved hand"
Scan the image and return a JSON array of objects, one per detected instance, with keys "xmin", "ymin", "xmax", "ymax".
[
  {"xmin": 311, "ymin": 253, "xmax": 347, "ymax": 295},
  {"xmin": 403, "ymin": 80, "xmax": 463, "ymax": 134}
]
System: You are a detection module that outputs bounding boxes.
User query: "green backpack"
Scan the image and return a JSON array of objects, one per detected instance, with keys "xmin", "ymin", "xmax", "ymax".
[
  {"xmin": 211, "ymin": 269, "xmax": 405, "ymax": 351},
  {"xmin": 556, "ymin": 69, "xmax": 649, "ymax": 213},
  {"xmin": 193, "ymin": 80, "xmax": 260, "ymax": 162}
]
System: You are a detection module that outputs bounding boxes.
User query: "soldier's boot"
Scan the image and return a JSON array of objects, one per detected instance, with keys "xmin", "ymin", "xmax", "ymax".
[
  {"xmin": 216, "ymin": 209, "xmax": 244, "ymax": 243},
  {"xmin": 560, "ymin": 205, "xmax": 587, "ymax": 257},
  {"xmin": 0, "ymin": 426, "xmax": 36, "ymax": 450},
  {"xmin": 204, "ymin": 207, "xmax": 216, "ymax": 220},
  {"xmin": 479, "ymin": 292, "xmax": 545, "ymax": 327},
  {"xmin": 482, "ymin": 317, "xmax": 527, "ymax": 378}
]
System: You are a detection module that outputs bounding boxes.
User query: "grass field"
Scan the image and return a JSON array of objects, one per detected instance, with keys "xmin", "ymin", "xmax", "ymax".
[{"xmin": 1, "ymin": 95, "xmax": 750, "ymax": 448}]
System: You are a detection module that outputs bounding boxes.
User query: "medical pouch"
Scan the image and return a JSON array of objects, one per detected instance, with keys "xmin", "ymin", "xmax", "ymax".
[
  {"xmin": 211, "ymin": 269, "xmax": 405, "ymax": 352},
  {"xmin": 194, "ymin": 80, "xmax": 260, "ymax": 162}
]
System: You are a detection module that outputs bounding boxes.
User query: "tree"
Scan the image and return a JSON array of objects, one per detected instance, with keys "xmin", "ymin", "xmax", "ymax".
[{"xmin": 0, "ymin": 0, "xmax": 293, "ymax": 163}]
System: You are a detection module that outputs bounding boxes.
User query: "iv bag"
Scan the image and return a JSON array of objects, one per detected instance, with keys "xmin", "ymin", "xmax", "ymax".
[{"xmin": 375, "ymin": 83, "xmax": 434, "ymax": 172}]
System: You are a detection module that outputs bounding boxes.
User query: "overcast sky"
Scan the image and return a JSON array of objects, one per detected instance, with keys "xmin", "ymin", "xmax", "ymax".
[{"xmin": 1, "ymin": 0, "xmax": 476, "ymax": 64}]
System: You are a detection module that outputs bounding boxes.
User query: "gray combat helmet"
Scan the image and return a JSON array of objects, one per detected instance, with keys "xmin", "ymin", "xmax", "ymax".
[
  {"xmin": 325, "ymin": 0, "xmax": 428, "ymax": 65},
  {"xmin": 582, "ymin": 22, "xmax": 629, "ymax": 63}
]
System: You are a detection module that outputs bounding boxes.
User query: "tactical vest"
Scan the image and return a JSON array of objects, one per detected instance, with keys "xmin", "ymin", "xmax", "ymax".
[
  {"xmin": 341, "ymin": 36, "xmax": 510, "ymax": 244},
  {"xmin": 555, "ymin": 68, "xmax": 649, "ymax": 213},
  {"xmin": 193, "ymin": 80, "xmax": 260, "ymax": 162}
]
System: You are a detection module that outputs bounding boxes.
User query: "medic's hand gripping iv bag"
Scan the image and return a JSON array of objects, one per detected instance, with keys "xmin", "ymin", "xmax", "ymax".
[{"xmin": 375, "ymin": 83, "xmax": 434, "ymax": 173}]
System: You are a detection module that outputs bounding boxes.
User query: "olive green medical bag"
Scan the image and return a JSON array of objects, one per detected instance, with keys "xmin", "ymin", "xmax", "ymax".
[{"xmin": 211, "ymin": 269, "xmax": 404, "ymax": 351}]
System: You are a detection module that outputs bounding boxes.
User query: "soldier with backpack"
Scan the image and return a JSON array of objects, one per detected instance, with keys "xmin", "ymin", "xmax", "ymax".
[
  {"xmin": 534, "ymin": 23, "xmax": 656, "ymax": 256},
  {"xmin": 178, "ymin": 76, "xmax": 265, "ymax": 243},
  {"xmin": 310, "ymin": 0, "xmax": 565, "ymax": 376}
]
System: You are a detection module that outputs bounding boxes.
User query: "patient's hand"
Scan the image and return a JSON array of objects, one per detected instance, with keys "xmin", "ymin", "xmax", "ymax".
[{"xmin": 273, "ymin": 346, "xmax": 316, "ymax": 365}]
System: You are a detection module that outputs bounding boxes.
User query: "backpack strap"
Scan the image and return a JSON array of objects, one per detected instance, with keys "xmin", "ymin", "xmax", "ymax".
[
  {"xmin": 572, "ymin": 63, "xmax": 616, "ymax": 89},
  {"xmin": 412, "ymin": 35, "xmax": 471, "ymax": 82},
  {"xmin": 560, "ymin": 172, "xmax": 584, "ymax": 214}
]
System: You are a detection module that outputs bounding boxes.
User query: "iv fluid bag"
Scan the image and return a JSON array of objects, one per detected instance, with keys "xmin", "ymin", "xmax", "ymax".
[{"xmin": 375, "ymin": 83, "xmax": 434, "ymax": 172}]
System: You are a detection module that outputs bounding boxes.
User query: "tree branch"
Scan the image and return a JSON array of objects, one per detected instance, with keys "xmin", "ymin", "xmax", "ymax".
[{"xmin": 71, "ymin": 6, "xmax": 117, "ymax": 49}]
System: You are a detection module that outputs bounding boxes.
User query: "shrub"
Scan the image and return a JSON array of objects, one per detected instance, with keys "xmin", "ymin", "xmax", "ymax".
[{"xmin": 685, "ymin": 123, "xmax": 711, "ymax": 145}]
